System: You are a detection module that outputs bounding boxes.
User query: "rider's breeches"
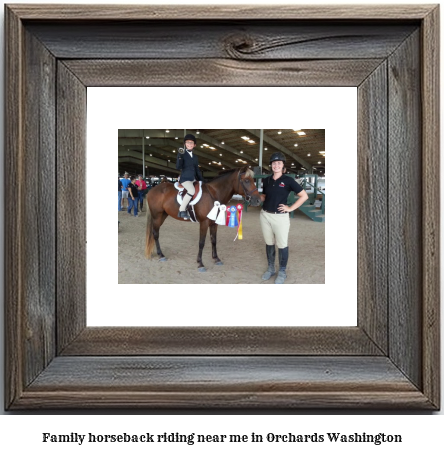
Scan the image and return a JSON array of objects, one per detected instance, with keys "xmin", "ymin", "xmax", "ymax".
[{"xmin": 179, "ymin": 181, "xmax": 195, "ymax": 211}]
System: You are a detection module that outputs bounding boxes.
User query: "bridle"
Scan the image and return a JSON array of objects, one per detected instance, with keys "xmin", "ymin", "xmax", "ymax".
[{"xmin": 237, "ymin": 170, "xmax": 260, "ymax": 202}]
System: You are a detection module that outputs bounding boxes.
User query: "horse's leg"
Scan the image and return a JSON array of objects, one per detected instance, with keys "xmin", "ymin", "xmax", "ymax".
[
  {"xmin": 153, "ymin": 212, "xmax": 168, "ymax": 261},
  {"xmin": 209, "ymin": 223, "xmax": 223, "ymax": 265},
  {"xmin": 197, "ymin": 219, "xmax": 210, "ymax": 272}
]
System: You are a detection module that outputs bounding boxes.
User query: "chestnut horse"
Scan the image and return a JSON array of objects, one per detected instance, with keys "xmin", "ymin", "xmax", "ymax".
[{"xmin": 145, "ymin": 166, "xmax": 261, "ymax": 271}]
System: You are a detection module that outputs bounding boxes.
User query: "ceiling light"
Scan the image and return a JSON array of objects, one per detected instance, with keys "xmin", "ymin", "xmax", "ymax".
[
  {"xmin": 297, "ymin": 131, "xmax": 306, "ymax": 136},
  {"xmin": 292, "ymin": 163, "xmax": 294, "ymax": 166},
  {"xmin": 318, "ymin": 161, "xmax": 322, "ymax": 164},
  {"xmin": 278, "ymin": 131, "xmax": 282, "ymax": 134},
  {"xmin": 255, "ymin": 158, "xmax": 258, "ymax": 161},
  {"xmin": 235, "ymin": 160, "xmax": 238, "ymax": 162},
  {"xmin": 219, "ymin": 154, "xmax": 222, "ymax": 156},
  {"xmin": 307, "ymin": 153, "xmax": 311, "ymax": 157},
  {"xmin": 175, "ymin": 137, "xmax": 178, "ymax": 139},
  {"xmin": 222, "ymin": 167, "xmax": 225, "ymax": 170},
  {"xmin": 294, "ymin": 144, "xmax": 298, "ymax": 147},
  {"xmin": 150, "ymin": 154, "xmax": 152, "ymax": 156},
  {"xmin": 196, "ymin": 131, "xmax": 200, "ymax": 134},
  {"xmin": 221, "ymin": 141, "xmax": 224, "ymax": 144},
  {"xmin": 248, "ymin": 140, "xmax": 255, "ymax": 143},
  {"xmin": 203, "ymin": 143, "xmax": 209, "ymax": 147},
  {"xmin": 240, "ymin": 151, "xmax": 243, "ymax": 154},
  {"xmin": 241, "ymin": 136, "xmax": 250, "ymax": 140},
  {"xmin": 146, "ymin": 136, "xmax": 150, "ymax": 139},
  {"xmin": 264, "ymin": 148, "xmax": 268, "ymax": 151},
  {"xmin": 209, "ymin": 147, "xmax": 216, "ymax": 150},
  {"xmin": 166, "ymin": 130, "xmax": 169, "ymax": 133}
]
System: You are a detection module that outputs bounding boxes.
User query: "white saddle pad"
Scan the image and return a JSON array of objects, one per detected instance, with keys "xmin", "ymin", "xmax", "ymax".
[{"xmin": 174, "ymin": 181, "xmax": 203, "ymax": 206}]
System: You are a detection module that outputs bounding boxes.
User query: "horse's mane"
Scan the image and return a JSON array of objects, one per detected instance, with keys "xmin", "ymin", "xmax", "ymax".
[{"xmin": 206, "ymin": 167, "xmax": 254, "ymax": 182}]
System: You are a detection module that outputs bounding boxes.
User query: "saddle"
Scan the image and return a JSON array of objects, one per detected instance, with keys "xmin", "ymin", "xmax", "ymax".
[{"xmin": 174, "ymin": 181, "xmax": 203, "ymax": 206}]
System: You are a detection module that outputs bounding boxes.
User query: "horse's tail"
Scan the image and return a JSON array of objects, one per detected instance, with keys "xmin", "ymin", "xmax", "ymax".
[{"xmin": 145, "ymin": 201, "xmax": 156, "ymax": 258}]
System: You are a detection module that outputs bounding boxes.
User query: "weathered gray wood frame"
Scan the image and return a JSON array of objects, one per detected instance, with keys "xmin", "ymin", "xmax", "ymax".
[{"xmin": 5, "ymin": 5, "xmax": 440, "ymax": 409}]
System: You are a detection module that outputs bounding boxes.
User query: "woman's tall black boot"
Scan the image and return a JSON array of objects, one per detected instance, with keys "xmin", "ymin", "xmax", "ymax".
[
  {"xmin": 275, "ymin": 247, "xmax": 289, "ymax": 284},
  {"xmin": 261, "ymin": 244, "xmax": 276, "ymax": 280}
]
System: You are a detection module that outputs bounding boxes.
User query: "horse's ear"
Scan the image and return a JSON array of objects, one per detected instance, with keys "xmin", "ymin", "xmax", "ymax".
[{"xmin": 239, "ymin": 165, "xmax": 248, "ymax": 175}]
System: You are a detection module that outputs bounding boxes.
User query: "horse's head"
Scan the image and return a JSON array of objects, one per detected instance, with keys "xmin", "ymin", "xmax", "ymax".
[{"xmin": 237, "ymin": 166, "xmax": 261, "ymax": 207}]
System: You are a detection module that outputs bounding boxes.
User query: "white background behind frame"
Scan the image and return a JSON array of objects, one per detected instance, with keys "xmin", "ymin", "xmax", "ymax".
[{"xmin": 87, "ymin": 87, "xmax": 357, "ymax": 327}]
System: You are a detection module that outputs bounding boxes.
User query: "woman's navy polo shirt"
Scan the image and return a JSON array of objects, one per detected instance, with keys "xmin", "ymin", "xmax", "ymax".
[{"xmin": 262, "ymin": 175, "xmax": 304, "ymax": 212}]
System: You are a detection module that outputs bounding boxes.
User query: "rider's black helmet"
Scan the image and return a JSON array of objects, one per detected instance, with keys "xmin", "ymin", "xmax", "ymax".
[
  {"xmin": 184, "ymin": 134, "xmax": 197, "ymax": 145},
  {"xmin": 269, "ymin": 151, "xmax": 286, "ymax": 164}
]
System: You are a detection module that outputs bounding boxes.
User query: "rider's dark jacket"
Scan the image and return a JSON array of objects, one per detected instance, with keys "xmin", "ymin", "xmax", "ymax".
[{"xmin": 176, "ymin": 150, "xmax": 203, "ymax": 183}]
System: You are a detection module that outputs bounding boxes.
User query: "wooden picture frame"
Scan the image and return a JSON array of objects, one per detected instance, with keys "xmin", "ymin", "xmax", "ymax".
[{"xmin": 5, "ymin": 4, "xmax": 440, "ymax": 410}]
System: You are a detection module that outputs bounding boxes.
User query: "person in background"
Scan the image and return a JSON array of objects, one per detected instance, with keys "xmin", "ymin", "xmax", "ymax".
[
  {"xmin": 136, "ymin": 174, "xmax": 147, "ymax": 212},
  {"xmin": 260, "ymin": 152, "xmax": 309, "ymax": 284},
  {"xmin": 127, "ymin": 176, "xmax": 140, "ymax": 217},
  {"xmin": 118, "ymin": 174, "xmax": 123, "ymax": 212},
  {"xmin": 120, "ymin": 172, "xmax": 131, "ymax": 210}
]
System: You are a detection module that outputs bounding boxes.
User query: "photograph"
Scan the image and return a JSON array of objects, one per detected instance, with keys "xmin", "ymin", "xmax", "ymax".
[{"xmin": 118, "ymin": 129, "xmax": 325, "ymax": 284}]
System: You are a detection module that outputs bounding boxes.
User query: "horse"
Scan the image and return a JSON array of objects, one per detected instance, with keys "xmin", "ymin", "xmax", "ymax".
[{"xmin": 145, "ymin": 166, "xmax": 262, "ymax": 271}]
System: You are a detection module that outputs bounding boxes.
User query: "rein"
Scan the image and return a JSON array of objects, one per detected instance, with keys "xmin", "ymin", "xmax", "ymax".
[{"xmin": 237, "ymin": 170, "xmax": 260, "ymax": 202}]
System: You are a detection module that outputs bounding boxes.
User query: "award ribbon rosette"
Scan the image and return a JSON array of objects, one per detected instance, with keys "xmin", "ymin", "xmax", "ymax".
[
  {"xmin": 215, "ymin": 204, "xmax": 227, "ymax": 225},
  {"xmin": 228, "ymin": 206, "xmax": 238, "ymax": 228},
  {"xmin": 236, "ymin": 204, "xmax": 243, "ymax": 240},
  {"xmin": 209, "ymin": 203, "xmax": 244, "ymax": 240},
  {"xmin": 207, "ymin": 201, "xmax": 220, "ymax": 220}
]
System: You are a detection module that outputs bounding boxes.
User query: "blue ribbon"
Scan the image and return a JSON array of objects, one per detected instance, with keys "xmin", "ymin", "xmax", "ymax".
[{"xmin": 228, "ymin": 206, "xmax": 238, "ymax": 227}]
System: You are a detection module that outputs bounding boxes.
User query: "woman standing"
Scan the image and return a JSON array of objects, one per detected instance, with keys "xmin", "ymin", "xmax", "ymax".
[
  {"xmin": 260, "ymin": 152, "xmax": 309, "ymax": 284},
  {"xmin": 176, "ymin": 133, "xmax": 203, "ymax": 219},
  {"xmin": 127, "ymin": 176, "xmax": 140, "ymax": 217}
]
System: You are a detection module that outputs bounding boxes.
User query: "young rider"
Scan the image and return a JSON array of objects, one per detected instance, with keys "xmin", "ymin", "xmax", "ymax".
[{"xmin": 176, "ymin": 134, "xmax": 203, "ymax": 219}]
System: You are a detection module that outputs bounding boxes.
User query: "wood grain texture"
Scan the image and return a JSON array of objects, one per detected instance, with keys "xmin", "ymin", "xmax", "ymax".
[
  {"xmin": 56, "ymin": 62, "xmax": 87, "ymax": 353},
  {"xmin": 26, "ymin": 22, "xmax": 416, "ymax": 60},
  {"xmin": 61, "ymin": 327, "xmax": 383, "ymax": 356},
  {"xmin": 21, "ymin": 28, "xmax": 57, "ymax": 387},
  {"xmin": 64, "ymin": 59, "xmax": 384, "ymax": 87},
  {"xmin": 421, "ymin": 6, "xmax": 440, "ymax": 409},
  {"xmin": 357, "ymin": 62, "xmax": 388, "ymax": 354},
  {"xmin": 388, "ymin": 31, "xmax": 422, "ymax": 389},
  {"xmin": 4, "ymin": 4, "xmax": 24, "ymax": 410},
  {"xmin": 7, "ymin": 4, "xmax": 435, "ymax": 20},
  {"xmin": 14, "ymin": 356, "xmax": 433, "ymax": 409},
  {"xmin": 4, "ymin": 4, "xmax": 440, "ymax": 410}
]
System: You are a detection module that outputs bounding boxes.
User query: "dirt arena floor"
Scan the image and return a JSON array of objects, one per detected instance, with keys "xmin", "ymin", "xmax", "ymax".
[{"xmin": 118, "ymin": 200, "xmax": 325, "ymax": 284}]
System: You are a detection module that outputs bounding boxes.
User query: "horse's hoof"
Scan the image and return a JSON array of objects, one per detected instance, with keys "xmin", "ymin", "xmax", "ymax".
[
  {"xmin": 215, "ymin": 261, "xmax": 224, "ymax": 266},
  {"xmin": 198, "ymin": 267, "xmax": 207, "ymax": 272},
  {"xmin": 159, "ymin": 257, "xmax": 167, "ymax": 262}
]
